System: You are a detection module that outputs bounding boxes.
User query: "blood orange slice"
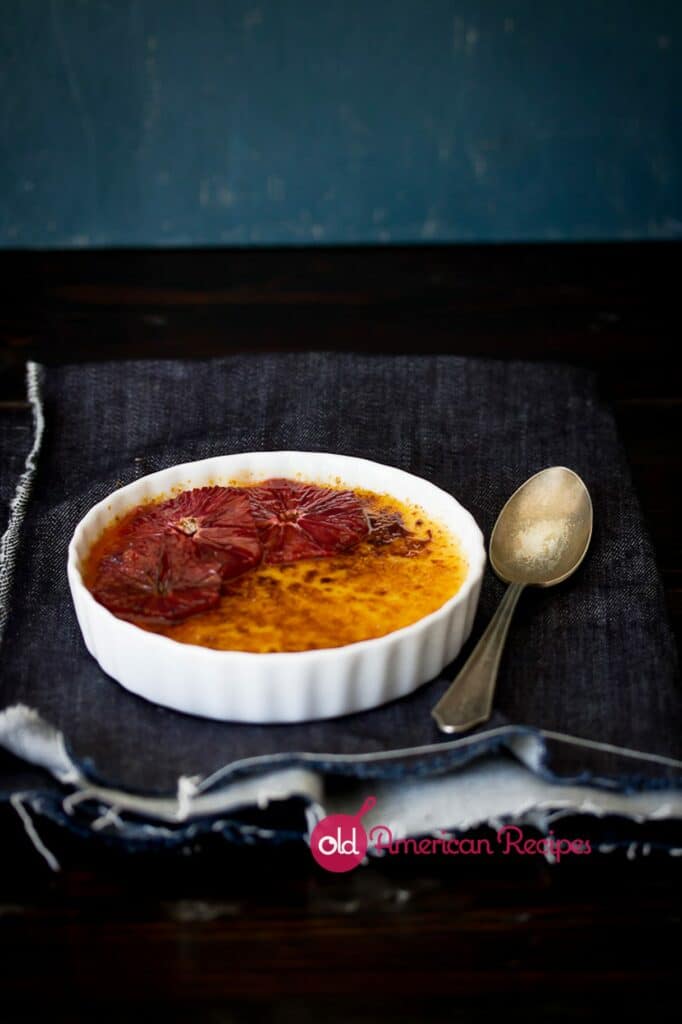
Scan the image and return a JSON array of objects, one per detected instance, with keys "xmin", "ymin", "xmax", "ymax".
[
  {"xmin": 92, "ymin": 533, "xmax": 223, "ymax": 622},
  {"xmin": 123, "ymin": 487, "xmax": 262, "ymax": 580},
  {"xmin": 248, "ymin": 479, "xmax": 369, "ymax": 563}
]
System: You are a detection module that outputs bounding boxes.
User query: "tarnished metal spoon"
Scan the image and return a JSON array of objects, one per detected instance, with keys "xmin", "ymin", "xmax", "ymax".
[{"xmin": 431, "ymin": 467, "xmax": 593, "ymax": 734}]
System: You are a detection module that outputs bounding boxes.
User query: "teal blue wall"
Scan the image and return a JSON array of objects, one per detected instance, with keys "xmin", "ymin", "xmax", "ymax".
[{"xmin": 2, "ymin": 1, "xmax": 680, "ymax": 247}]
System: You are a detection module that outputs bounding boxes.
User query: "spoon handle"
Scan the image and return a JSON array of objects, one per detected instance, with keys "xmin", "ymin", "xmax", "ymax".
[{"xmin": 431, "ymin": 582, "xmax": 525, "ymax": 734}]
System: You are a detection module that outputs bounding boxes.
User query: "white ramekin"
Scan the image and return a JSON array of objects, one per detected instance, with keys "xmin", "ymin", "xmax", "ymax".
[{"xmin": 67, "ymin": 451, "xmax": 485, "ymax": 722}]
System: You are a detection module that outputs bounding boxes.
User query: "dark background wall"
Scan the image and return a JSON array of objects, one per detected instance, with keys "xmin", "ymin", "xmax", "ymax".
[{"xmin": 1, "ymin": 0, "xmax": 680, "ymax": 248}]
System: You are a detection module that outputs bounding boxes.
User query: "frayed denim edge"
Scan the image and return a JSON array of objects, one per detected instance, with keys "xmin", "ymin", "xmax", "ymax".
[
  {"xmin": 2, "ymin": 711, "xmax": 682, "ymax": 870},
  {"xmin": 75, "ymin": 724, "xmax": 681, "ymax": 795},
  {"xmin": 6, "ymin": 786, "xmax": 682, "ymax": 874},
  {"xmin": 66, "ymin": 722, "xmax": 682, "ymax": 799},
  {"xmin": 0, "ymin": 362, "xmax": 44, "ymax": 647}
]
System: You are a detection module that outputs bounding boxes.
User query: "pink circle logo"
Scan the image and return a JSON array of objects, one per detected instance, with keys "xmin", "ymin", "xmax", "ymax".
[{"xmin": 310, "ymin": 796, "xmax": 377, "ymax": 872}]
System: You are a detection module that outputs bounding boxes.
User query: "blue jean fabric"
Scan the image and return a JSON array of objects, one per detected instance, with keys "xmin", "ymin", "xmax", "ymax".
[{"xmin": 0, "ymin": 354, "xmax": 680, "ymax": 809}]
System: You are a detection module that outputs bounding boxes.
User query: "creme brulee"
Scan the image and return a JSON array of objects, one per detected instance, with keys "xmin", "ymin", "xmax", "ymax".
[{"xmin": 84, "ymin": 485, "xmax": 467, "ymax": 653}]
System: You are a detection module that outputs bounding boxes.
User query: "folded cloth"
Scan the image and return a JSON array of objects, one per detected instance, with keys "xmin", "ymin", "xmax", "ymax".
[
  {"xmin": 0, "ymin": 354, "xmax": 680, "ymax": 809},
  {"xmin": 2, "ymin": 704, "xmax": 681, "ymax": 866}
]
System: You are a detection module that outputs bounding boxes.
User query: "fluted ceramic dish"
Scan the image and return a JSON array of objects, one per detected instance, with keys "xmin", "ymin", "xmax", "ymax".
[{"xmin": 67, "ymin": 451, "xmax": 486, "ymax": 722}]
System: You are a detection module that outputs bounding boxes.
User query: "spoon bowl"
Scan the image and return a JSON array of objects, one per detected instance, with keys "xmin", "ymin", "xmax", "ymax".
[{"xmin": 490, "ymin": 466, "xmax": 593, "ymax": 587}]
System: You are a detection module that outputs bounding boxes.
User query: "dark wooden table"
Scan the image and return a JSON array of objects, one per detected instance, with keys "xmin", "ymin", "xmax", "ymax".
[{"xmin": 0, "ymin": 243, "xmax": 679, "ymax": 1020}]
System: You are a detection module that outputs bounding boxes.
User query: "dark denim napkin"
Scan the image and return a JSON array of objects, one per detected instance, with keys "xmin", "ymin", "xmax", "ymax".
[
  {"xmin": 0, "ymin": 354, "xmax": 680, "ymax": 801},
  {"xmin": 0, "ymin": 407, "xmax": 33, "ymax": 530}
]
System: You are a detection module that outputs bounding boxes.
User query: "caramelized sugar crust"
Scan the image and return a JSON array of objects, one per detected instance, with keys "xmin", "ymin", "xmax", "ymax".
[{"xmin": 84, "ymin": 486, "xmax": 467, "ymax": 652}]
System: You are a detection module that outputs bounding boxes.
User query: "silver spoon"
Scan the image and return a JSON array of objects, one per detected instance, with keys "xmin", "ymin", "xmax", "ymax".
[{"xmin": 431, "ymin": 467, "xmax": 593, "ymax": 734}]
